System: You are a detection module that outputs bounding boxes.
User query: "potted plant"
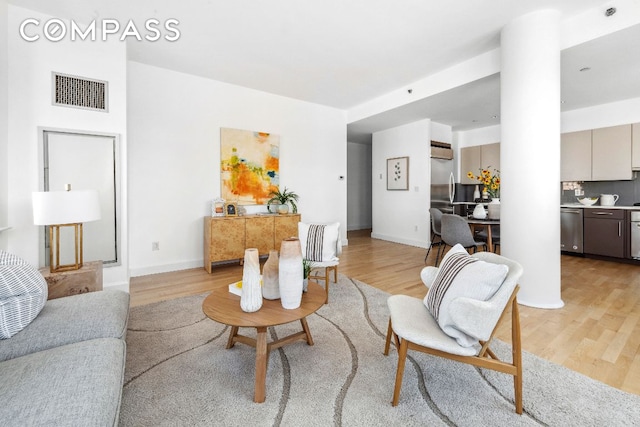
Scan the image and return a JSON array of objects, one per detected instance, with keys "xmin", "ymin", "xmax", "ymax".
[
  {"xmin": 302, "ymin": 258, "xmax": 314, "ymax": 292},
  {"xmin": 267, "ymin": 187, "xmax": 299, "ymax": 214}
]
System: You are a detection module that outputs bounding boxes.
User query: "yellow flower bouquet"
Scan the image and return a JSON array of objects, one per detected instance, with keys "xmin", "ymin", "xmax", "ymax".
[{"xmin": 467, "ymin": 167, "xmax": 500, "ymax": 198}]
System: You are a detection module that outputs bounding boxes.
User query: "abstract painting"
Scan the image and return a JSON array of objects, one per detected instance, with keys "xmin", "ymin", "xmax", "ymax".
[
  {"xmin": 220, "ymin": 128, "xmax": 280, "ymax": 205},
  {"xmin": 387, "ymin": 156, "xmax": 409, "ymax": 190}
]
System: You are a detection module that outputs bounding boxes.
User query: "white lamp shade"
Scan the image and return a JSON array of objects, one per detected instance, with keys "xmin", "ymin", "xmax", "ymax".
[{"xmin": 32, "ymin": 190, "xmax": 101, "ymax": 225}]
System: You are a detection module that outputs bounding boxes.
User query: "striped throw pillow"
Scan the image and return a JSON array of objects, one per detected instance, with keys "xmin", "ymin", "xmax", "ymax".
[
  {"xmin": 0, "ymin": 251, "xmax": 48, "ymax": 339},
  {"xmin": 424, "ymin": 244, "xmax": 508, "ymax": 347}
]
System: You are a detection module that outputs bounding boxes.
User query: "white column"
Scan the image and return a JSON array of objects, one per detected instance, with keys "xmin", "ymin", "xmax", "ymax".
[{"xmin": 500, "ymin": 10, "xmax": 563, "ymax": 308}]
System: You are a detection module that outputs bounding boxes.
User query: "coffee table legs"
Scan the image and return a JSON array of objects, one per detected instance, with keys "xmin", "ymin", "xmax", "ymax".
[
  {"xmin": 224, "ymin": 319, "xmax": 315, "ymax": 403},
  {"xmin": 255, "ymin": 326, "xmax": 268, "ymax": 403}
]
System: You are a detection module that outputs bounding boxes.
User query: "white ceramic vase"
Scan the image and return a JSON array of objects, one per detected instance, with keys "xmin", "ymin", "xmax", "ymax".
[
  {"xmin": 262, "ymin": 250, "xmax": 280, "ymax": 300},
  {"xmin": 240, "ymin": 248, "xmax": 263, "ymax": 312},
  {"xmin": 473, "ymin": 185, "xmax": 480, "ymax": 200},
  {"xmin": 472, "ymin": 203, "xmax": 487, "ymax": 219},
  {"xmin": 279, "ymin": 238, "xmax": 303, "ymax": 309},
  {"xmin": 488, "ymin": 198, "xmax": 500, "ymax": 220}
]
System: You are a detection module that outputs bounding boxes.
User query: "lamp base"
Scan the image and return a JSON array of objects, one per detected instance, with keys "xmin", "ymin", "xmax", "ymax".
[{"xmin": 48, "ymin": 223, "xmax": 84, "ymax": 273}]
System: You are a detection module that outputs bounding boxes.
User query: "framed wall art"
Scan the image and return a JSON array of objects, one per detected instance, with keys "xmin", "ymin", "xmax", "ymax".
[
  {"xmin": 387, "ymin": 156, "xmax": 409, "ymax": 190},
  {"xmin": 220, "ymin": 127, "xmax": 280, "ymax": 205}
]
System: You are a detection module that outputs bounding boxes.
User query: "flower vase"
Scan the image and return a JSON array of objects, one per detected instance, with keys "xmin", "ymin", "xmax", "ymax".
[
  {"xmin": 262, "ymin": 250, "xmax": 280, "ymax": 300},
  {"xmin": 279, "ymin": 238, "xmax": 303, "ymax": 309},
  {"xmin": 240, "ymin": 248, "xmax": 263, "ymax": 313},
  {"xmin": 488, "ymin": 198, "xmax": 500, "ymax": 220},
  {"xmin": 472, "ymin": 203, "xmax": 487, "ymax": 219}
]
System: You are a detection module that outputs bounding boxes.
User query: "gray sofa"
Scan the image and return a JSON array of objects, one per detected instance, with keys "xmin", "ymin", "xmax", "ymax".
[{"xmin": 0, "ymin": 289, "xmax": 130, "ymax": 426}]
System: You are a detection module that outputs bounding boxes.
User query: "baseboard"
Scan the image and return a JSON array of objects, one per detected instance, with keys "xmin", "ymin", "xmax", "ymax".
[
  {"xmin": 370, "ymin": 232, "xmax": 428, "ymax": 249},
  {"xmin": 104, "ymin": 281, "xmax": 130, "ymax": 293},
  {"xmin": 130, "ymin": 259, "xmax": 203, "ymax": 278},
  {"xmin": 347, "ymin": 224, "xmax": 372, "ymax": 231}
]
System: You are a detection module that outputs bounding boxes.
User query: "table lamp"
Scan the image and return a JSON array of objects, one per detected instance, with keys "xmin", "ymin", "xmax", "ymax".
[{"xmin": 32, "ymin": 186, "xmax": 101, "ymax": 273}]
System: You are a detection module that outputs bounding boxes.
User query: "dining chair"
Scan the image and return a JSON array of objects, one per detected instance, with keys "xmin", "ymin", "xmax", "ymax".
[
  {"xmin": 384, "ymin": 247, "xmax": 524, "ymax": 413},
  {"xmin": 439, "ymin": 214, "xmax": 487, "ymax": 262},
  {"xmin": 425, "ymin": 208, "xmax": 444, "ymax": 264},
  {"xmin": 298, "ymin": 222, "xmax": 341, "ymax": 304},
  {"xmin": 475, "ymin": 225, "xmax": 500, "ymax": 253}
]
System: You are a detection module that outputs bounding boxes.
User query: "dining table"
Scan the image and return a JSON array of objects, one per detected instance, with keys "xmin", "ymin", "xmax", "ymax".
[{"xmin": 465, "ymin": 217, "xmax": 500, "ymax": 252}]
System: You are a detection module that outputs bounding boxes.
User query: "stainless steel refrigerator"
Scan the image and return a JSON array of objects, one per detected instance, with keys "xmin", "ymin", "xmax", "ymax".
[{"xmin": 430, "ymin": 157, "xmax": 456, "ymax": 214}]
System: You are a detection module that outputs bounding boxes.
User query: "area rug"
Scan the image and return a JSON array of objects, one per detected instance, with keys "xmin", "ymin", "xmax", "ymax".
[{"xmin": 120, "ymin": 275, "xmax": 640, "ymax": 427}]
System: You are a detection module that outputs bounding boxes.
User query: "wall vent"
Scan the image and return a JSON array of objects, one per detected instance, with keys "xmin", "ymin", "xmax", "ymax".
[{"xmin": 52, "ymin": 72, "xmax": 108, "ymax": 112}]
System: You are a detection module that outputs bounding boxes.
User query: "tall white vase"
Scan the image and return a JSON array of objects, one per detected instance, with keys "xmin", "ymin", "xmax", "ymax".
[
  {"xmin": 240, "ymin": 248, "xmax": 263, "ymax": 312},
  {"xmin": 279, "ymin": 238, "xmax": 303, "ymax": 309},
  {"xmin": 262, "ymin": 250, "xmax": 280, "ymax": 300}
]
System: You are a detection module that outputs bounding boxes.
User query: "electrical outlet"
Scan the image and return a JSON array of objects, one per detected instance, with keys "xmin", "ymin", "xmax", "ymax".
[
  {"xmin": 575, "ymin": 189, "xmax": 584, "ymax": 196},
  {"xmin": 152, "ymin": 242, "xmax": 160, "ymax": 251}
]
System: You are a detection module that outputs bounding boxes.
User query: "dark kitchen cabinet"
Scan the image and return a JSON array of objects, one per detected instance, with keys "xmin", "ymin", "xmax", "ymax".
[{"xmin": 583, "ymin": 209, "xmax": 625, "ymax": 258}]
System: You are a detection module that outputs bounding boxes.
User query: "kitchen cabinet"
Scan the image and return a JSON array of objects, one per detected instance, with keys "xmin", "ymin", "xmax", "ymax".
[
  {"xmin": 204, "ymin": 214, "xmax": 300, "ymax": 273},
  {"xmin": 632, "ymin": 123, "xmax": 640, "ymax": 170},
  {"xmin": 561, "ymin": 125, "xmax": 633, "ymax": 181},
  {"xmin": 592, "ymin": 124, "xmax": 632, "ymax": 180},
  {"xmin": 460, "ymin": 143, "xmax": 500, "ymax": 184},
  {"xmin": 583, "ymin": 209, "xmax": 625, "ymax": 258},
  {"xmin": 561, "ymin": 130, "xmax": 591, "ymax": 181}
]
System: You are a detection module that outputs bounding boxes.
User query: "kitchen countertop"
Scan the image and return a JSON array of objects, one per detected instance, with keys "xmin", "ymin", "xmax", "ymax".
[{"xmin": 561, "ymin": 204, "xmax": 640, "ymax": 210}]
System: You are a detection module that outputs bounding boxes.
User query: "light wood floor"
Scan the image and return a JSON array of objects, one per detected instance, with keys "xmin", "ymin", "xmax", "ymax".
[{"xmin": 130, "ymin": 229, "xmax": 640, "ymax": 395}]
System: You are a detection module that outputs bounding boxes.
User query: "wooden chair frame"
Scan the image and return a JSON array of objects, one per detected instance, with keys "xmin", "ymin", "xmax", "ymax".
[
  {"xmin": 383, "ymin": 285, "xmax": 522, "ymax": 414},
  {"xmin": 309, "ymin": 265, "xmax": 338, "ymax": 304}
]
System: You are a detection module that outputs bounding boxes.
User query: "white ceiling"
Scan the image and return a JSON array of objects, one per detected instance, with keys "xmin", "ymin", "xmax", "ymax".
[
  {"xmin": 9, "ymin": 0, "xmax": 640, "ymax": 142},
  {"xmin": 349, "ymin": 22, "xmax": 640, "ymax": 142}
]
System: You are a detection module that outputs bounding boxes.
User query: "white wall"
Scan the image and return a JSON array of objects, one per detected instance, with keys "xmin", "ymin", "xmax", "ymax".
[
  {"xmin": 455, "ymin": 124, "xmax": 501, "ymax": 149},
  {"xmin": 346, "ymin": 141, "xmax": 371, "ymax": 231},
  {"xmin": 6, "ymin": 5, "xmax": 129, "ymax": 289},
  {"xmin": 0, "ymin": 0, "xmax": 8, "ymax": 250},
  {"xmin": 127, "ymin": 62, "xmax": 347, "ymax": 276},
  {"xmin": 561, "ymin": 97, "xmax": 640, "ymax": 133},
  {"xmin": 371, "ymin": 119, "xmax": 430, "ymax": 248},
  {"xmin": 455, "ymin": 97, "xmax": 640, "ymax": 147}
]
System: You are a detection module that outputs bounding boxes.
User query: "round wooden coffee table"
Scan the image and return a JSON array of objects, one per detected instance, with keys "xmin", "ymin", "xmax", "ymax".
[{"xmin": 202, "ymin": 281, "xmax": 325, "ymax": 403}]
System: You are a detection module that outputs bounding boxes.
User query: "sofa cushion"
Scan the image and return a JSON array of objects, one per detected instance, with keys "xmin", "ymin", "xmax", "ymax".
[
  {"xmin": 0, "ymin": 251, "xmax": 48, "ymax": 339},
  {"xmin": 0, "ymin": 337, "xmax": 125, "ymax": 426},
  {"xmin": 0, "ymin": 289, "xmax": 129, "ymax": 362},
  {"xmin": 424, "ymin": 244, "xmax": 508, "ymax": 347}
]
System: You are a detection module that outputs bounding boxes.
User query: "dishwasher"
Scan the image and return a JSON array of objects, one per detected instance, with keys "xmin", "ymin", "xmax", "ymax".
[
  {"xmin": 631, "ymin": 211, "xmax": 640, "ymax": 259},
  {"xmin": 561, "ymin": 207, "xmax": 583, "ymax": 253}
]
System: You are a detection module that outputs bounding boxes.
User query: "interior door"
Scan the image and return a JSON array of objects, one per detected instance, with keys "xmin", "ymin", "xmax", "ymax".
[{"xmin": 43, "ymin": 130, "xmax": 119, "ymax": 266}]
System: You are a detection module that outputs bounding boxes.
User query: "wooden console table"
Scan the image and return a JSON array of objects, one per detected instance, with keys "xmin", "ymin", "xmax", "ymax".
[
  {"xmin": 39, "ymin": 260, "xmax": 103, "ymax": 300},
  {"xmin": 204, "ymin": 214, "xmax": 300, "ymax": 273}
]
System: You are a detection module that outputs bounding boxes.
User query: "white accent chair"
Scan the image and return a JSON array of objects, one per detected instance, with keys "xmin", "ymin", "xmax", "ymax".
[
  {"xmin": 384, "ymin": 251, "xmax": 524, "ymax": 414},
  {"xmin": 298, "ymin": 222, "xmax": 341, "ymax": 304}
]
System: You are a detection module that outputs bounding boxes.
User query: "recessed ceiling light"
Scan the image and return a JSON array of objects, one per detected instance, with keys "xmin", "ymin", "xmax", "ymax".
[
  {"xmin": 605, "ymin": 7, "xmax": 616, "ymax": 17},
  {"xmin": 579, "ymin": 67, "xmax": 591, "ymax": 72}
]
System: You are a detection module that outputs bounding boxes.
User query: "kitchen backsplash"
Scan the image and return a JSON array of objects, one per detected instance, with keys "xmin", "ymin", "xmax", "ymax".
[{"xmin": 561, "ymin": 172, "xmax": 640, "ymax": 205}]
